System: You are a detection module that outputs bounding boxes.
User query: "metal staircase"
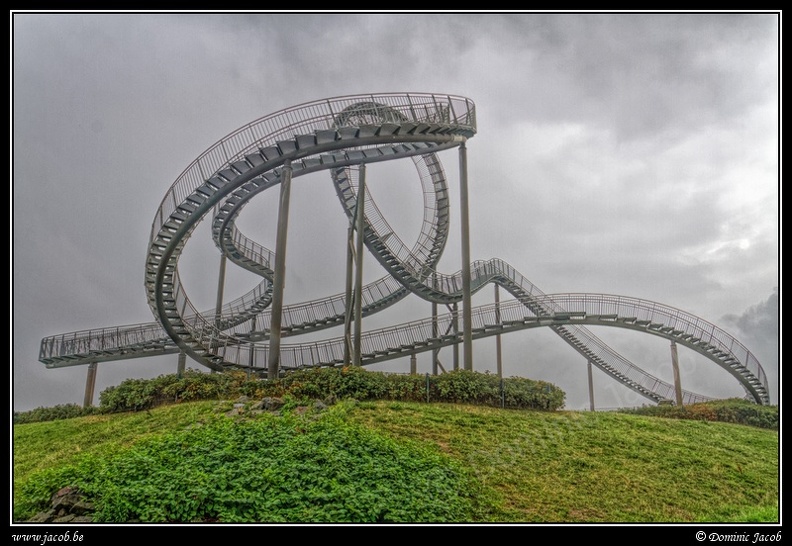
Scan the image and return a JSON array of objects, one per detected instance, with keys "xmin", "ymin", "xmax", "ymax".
[{"xmin": 39, "ymin": 93, "xmax": 770, "ymax": 406}]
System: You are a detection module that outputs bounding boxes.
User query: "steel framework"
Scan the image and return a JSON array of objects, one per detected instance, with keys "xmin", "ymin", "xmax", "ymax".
[{"xmin": 38, "ymin": 93, "xmax": 770, "ymax": 406}]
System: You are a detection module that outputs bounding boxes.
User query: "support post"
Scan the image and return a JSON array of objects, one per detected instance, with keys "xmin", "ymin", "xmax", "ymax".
[
  {"xmin": 670, "ymin": 341, "xmax": 683, "ymax": 406},
  {"xmin": 177, "ymin": 351, "xmax": 186, "ymax": 378},
  {"xmin": 452, "ymin": 303, "xmax": 459, "ymax": 370},
  {"xmin": 495, "ymin": 284, "xmax": 503, "ymax": 378},
  {"xmin": 459, "ymin": 142, "xmax": 473, "ymax": 371},
  {"xmin": 431, "ymin": 274, "xmax": 439, "ymax": 375},
  {"xmin": 343, "ymin": 222, "xmax": 354, "ymax": 366},
  {"xmin": 353, "ymin": 165, "xmax": 366, "ymax": 366},
  {"xmin": 587, "ymin": 360, "xmax": 595, "ymax": 411},
  {"xmin": 267, "ymin": 161, "xmax": 292, "ymax": 379},
  {"xmin": 83, "ymin": 361, "xmax": 97, "ymax": 408},
  {"xmin": 214, "ymin": 254, "xmax": 227, "ymax": 327},
  {"xmin": 410, "ymin": 353, "xmax": 417, "ymax": 375},
  {"xmin": 248, "ymin": 316, "xmax": 256, "ymax": 378}
]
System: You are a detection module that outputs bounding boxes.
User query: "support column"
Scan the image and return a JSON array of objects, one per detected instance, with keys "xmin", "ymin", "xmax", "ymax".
[
  {"xmin": 410, "ymin": 353, "xmax": 417, "ymax": 375},
  {"xmin": 177, "ymin": 351, "xmax": 186, "ymax": 378},
  {"xmin": 459, "ymin": 142, "xmax": 473, "ymax": 371},
  {"xmin": 248, "ymin": 316, "xmax": 256, "ymax": 378},
  {"xmin": 495, "ymin": 284, "xmax": 503, "ymax": 378},
  {"xmin": 214, "ymin": 254, "xmax": 227, "ymax": 327},
  {"xmin": 452, "ymin": 303, "xmax": 459, "ymax": 370},
  {"xmin": 353, "ymin": 165, "xmax": 366, "ymax": 366},
  {"xmin": 431, "ymin": 274, "xmax": 439, "ymax": 375},
  {"xmin": 343, "ymin": 223, "xmax": 354, "ymax": 366},
  {"xmin": 83, "ymin": 361, "xmax": 97, "ymax": 408},
  {"xmin": 587, "ymin": 360, "xmax": 595, "ymax": 411},
  {"xmin": 670, "ymin": 341, "xmax": 683, "ymax": 406},
  {"xmin": 267, "ymin": 161, "xmax": 292, "ymax": 379}
]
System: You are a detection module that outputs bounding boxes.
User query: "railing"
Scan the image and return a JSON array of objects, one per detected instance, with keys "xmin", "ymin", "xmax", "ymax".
[
  {"xmin": 150, "ymin": 93, "xmax": 475, "ymax": 243},
  {"xmin": 541, "ymin": 293, "xmax": 767, "ymax": 391},
  {"xmin": 41, "ymin": 92, "xmax": 769, "ymax": 407},
  {"xmin": 145, "ymin": 93, "xmax": 475, "ymax": 371},
  {"xmin": 239, "ymin": 293, "xmax": 763, "ymax": 403}
]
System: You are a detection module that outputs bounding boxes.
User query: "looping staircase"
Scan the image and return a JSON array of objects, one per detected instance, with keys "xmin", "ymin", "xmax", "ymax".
[{"xmin": 38, "ymin": 93, "xmax": 770, "ymax": 406}]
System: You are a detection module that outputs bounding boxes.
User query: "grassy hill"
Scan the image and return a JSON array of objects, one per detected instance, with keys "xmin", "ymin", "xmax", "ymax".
[{"xmin": 13, "ymin": 397, "xmax": 779, "ymax": 523}]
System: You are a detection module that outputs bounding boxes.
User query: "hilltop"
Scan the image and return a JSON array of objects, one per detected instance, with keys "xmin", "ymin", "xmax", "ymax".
[{"xmin": 13, "ymin": 369, "xmax": 779, "ymax": 524}]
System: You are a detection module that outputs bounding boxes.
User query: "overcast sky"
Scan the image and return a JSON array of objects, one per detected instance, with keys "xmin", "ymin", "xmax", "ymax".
[{"xmin": 11, "ymin": 12, "xmax": 779, "ymax": 412}]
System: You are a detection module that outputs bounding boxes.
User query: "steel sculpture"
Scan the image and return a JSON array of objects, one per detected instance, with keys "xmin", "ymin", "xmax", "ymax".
[{"xmin": 38, "ymin": 93, "xmax": 770, "ymax": 406}]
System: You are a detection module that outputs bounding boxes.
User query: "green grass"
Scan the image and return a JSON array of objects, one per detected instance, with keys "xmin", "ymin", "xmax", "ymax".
[
  {"xmin": 347, "ymin": 401, "xmax": 779, "ymax": 522},
  {"xmin": 13, "ymin": 399, "xmax": 779, "ymax": 523},
  {"xmin": 13, "ymin": 401, "xmax": 221, "ymax": 483}
]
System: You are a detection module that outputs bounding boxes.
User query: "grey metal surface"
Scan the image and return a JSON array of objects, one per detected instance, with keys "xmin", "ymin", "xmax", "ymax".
[{"xmin": 38, "ymin": 93, "xmax": 770, "ymax": 406}]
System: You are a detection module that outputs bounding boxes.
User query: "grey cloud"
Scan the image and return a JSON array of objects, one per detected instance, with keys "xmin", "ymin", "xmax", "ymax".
[
  {"xmin": 12, "ymin": 12, "xmax": 778, "ymax": 412},
  {"xmin": 721, "ymin": 288, "xmax": 780, "ymax": 403}
]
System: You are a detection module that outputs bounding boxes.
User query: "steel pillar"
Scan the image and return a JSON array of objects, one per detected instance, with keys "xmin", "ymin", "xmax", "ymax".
[
  {"xmin": 267, "ymin": 161, "xmax": 293, "ymax": 379},
  {"xmin": 83, "ymin": 361, "xmax": 97, "ymax": 408},
  {"xmin": 587, "ymin": 360, "xmax": 595, "ymax": 411},
  {"xmin": 459, "ymin": 142, "xmax": 473, "ymax": 371},
  {"xmin": 353, "ymin": 166, "xmax": 366, "ymax": 366},
  {"xmin": 452, "ymin": 303, "xmax": 459, "ymax": 370},
  {"xmin": 214, "ymin": 254, "xmax": 227, "ymax": 327},
  {"xmin": 495, "ymin": 284, "xmax": 503, "ymax": 378},
  {"xmin": 248, "ymin": 316, "xmax": 256, "ymax": 378},
  {"xmin": 432, "ymin": 274, "xmax": 439, "ymax": 375},
  {"xmin": 670, "ymin": 341, "xmax": 683, "ymax": 406},
  {"xmin": 177, "ymin": 351, "xmax": 186, "ymax": 378},
  {"xmin": 410, "ymin": 353, "xmax": 417, "ymax": 375},
  {"xmin": 343, "ymin": 222, "xmax": 354, "ymax": 366}
]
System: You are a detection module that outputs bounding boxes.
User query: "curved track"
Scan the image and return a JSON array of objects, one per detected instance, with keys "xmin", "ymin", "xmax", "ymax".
[{"xmin": 39, "ymin": 93, "xmax": 770, "ymax": 406}]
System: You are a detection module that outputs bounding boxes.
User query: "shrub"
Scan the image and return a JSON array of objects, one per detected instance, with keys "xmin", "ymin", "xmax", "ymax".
[
  {"xmin": 619, "ymin": 399, "xmax": 778, "ymax": 430},
  {"xmin": 384, "ymin": 373, "xmax": 427, "ymax": 402},
  {"xmin": 22, "ymin": 367, "xmax": 565, "ymax": 422},
  {"xmin": 433, "ymin": 370, "xmax": 498, "ymax": 404},
  {"xmin": 427, "ymin": 370, "xmax": 565, "ymax": 410},
  {"xmin": 276, "ymin": 366, "xmax": 389, "ymax": 402},
  {"xmin": 98, "ymin": 369, "xmax": 241, "ymax": 413},
  {"xmin": 13, "ymin": 404, "xmax": 100, "ymax": 424}
]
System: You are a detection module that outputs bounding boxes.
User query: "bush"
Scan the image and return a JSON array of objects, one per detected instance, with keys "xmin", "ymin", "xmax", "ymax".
[
  {"xmin": 256, "ymin": 368, "xmax": 564, "ymax": 411},
  {"xmin": 19, "ymin": 367, "xmax": 565, "ymax": 423},
  {"xmin": 428, "ymin": 370, "xmax": 565, "ymax": 410},
  {"xmin": 619, "ymin": 399, "xmax": 778, "ymax": 430},
  {"xmin": 13, "ymin": 404, "xmax": 100, "ymax": 424},
  {"xmin": 98, "ymin": 369, "xmax": 243, "ymax": 413},
  {"xmin": 433, "ymin": 370, "xmax": 498, "ymax": 404},
  {"xmin": 503, "ymin": 376, "xmax": 566, "ymax": 410},
  {"xmin": 384, "ymin": 373, "xmax": 427, "ymax": 402},
  {"xmin": 271, "ymin": 366, "xmax": 388, "ymax": 402}
]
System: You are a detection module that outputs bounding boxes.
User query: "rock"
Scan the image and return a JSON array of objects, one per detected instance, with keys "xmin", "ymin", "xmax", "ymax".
[
  {"xmin": 25, "ymin": 486, "xmax": 95, "ymax": 523},
  {"xmin": 71, "ymin": 500, "xmax": 95, "ymax": 515},
  {"xmin": 261, "ymin": 397, "xmax": 285, "ymax": 411},
  {"xmin": 28, "ymin": 511, "xmax": 53, "ymax": 523}
]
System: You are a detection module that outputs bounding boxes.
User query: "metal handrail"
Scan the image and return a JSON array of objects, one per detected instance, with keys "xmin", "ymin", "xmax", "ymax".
[{"xmin": 40, "ymin": 93, "xmax": 769, "ymax": 406}]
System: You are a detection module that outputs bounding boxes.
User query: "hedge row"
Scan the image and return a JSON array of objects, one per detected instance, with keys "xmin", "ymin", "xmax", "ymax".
[
  {"xmin": 250, "ymin": 367, "xmax": 565, "ymax": 410},
  {"xmin": 619, "ymin": 398, "xmax": 778, "ymax": 430},
  {"xmin": 98, "ymin": 370, "xmax": 242, "ymax": 412},
  {"xmin": 13, "ymin": 404, "xmax": 100, "ymax": 424},
  {"xmin": 14, "ymin": 367, "xmax": 565, "ymax": 422}
]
